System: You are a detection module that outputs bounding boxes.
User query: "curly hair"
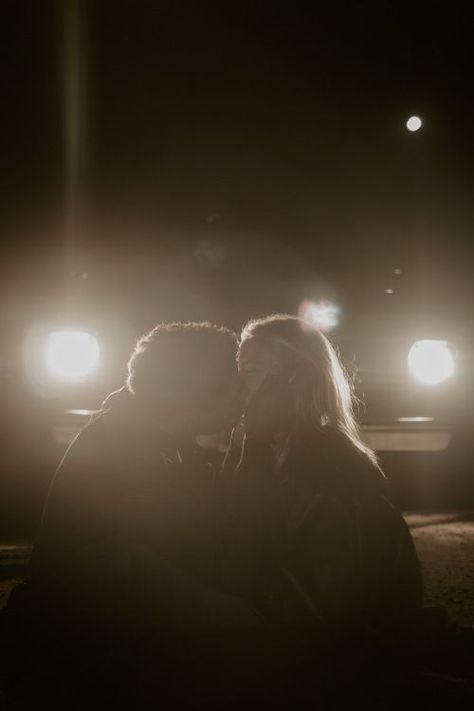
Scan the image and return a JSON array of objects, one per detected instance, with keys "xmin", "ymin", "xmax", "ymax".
[{"xmin": 127, "ymin": 322, "xmax": 238, "ymax": 417}]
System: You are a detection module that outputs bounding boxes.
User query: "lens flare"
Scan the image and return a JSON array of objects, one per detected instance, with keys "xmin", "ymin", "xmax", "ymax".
[
  {"xmin": 408, "ymin": 340, "xmax": 454, "ymax": 385},
  {"xmin": 299, "ymin": 299, "xmax": 340, "ymax": 332},
  {"xmin": 44, "ymin": 331, "xmax": 100, "ymax": 382}
]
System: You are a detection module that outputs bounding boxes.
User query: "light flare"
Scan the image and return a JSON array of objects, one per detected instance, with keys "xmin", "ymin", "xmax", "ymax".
[
  {"xmin": 299, "ymin": 299, "xmax": 340, "ymax": 332},
  {"xmin": 408, "ymin": 340, "xmax": 454, "ymax": 386},
  {"xmin": 44, "ymin": 330, "xmax": 100, "ymax": 382}
]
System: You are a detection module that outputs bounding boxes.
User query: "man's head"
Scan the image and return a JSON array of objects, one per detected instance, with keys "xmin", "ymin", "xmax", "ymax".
[{"xmin": 127, "ymin": 322, "xmax": 243, "ymax": 435}]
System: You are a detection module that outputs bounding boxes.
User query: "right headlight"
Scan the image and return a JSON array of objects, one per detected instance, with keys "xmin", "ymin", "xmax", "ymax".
[{"xmin": 408, "ymin": 340, "xmax": 455, "ymax": 386}]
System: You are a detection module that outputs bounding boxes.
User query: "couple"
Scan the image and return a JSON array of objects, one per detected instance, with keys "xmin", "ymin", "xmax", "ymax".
[{"xmin": 7, "ymin": 315, "xmax": 422, "ymax": 706}]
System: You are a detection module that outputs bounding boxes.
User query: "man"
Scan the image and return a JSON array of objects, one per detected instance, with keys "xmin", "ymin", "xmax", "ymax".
[
  {"xmin": 4, "ymin": 322, "xmax": 259, "ymax": 707},
  {"xmin": 30, "ymin": 321, "xmax": 243, "ymax": 583}
]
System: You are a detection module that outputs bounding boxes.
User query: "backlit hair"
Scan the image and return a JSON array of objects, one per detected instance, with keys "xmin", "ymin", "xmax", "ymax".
[
  {"xmin": 127, "ymin": 321, "xmax": 238, "ymax": 416},
  {"xmin": 241, "ymin": 314, "xmax": 378, "ymax": 467}
]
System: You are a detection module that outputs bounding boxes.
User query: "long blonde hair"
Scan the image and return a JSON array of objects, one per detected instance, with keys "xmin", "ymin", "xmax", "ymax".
[{"xmin": 241, "ymin": 314, "xmax": 378, "ymax": 467}]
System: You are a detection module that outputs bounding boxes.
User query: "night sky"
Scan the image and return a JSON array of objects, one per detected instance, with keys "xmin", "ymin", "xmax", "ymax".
[{"xmin": 1, "ymin": 1, "xmax": 474, "ymax": 340}]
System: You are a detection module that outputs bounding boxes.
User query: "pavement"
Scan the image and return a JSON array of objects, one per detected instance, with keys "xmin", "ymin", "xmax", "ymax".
[
  {"xmin": 405, "ymin": 511, "xmax": 474, "ymax": 627},
  {"xmin": 1, "ymin": 512, "xmax": 474, "ymax": 627}
]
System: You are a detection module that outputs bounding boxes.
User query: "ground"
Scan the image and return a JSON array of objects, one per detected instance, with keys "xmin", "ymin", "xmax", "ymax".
[
  {"xmin": 404, "ymin": 511, "xmax": 474, "ymax": 627},
  {"xmin": 1, "ymin": 513, "xmax": 474, "ymax": 627}
]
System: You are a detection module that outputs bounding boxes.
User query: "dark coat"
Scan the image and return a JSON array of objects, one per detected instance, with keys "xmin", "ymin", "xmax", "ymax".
[
  {"xmin": 29, "ymin": 387, "xmax": 219, "ymax": 588},
  {"xmin": 2, "ymin": 389, "xmax": 262, "ymax": 706},
  {"xmin": 217, "ymin": 430, "xmax": 423, "ymax": 643}
]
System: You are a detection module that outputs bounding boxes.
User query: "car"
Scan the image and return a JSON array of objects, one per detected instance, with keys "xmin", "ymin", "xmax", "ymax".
[{"xmin": 1, "ymin": 223, "xmax": 473, "ymax": 538}]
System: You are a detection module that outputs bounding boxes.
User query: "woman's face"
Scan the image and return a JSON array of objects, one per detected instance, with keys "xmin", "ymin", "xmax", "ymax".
[
  {"xmin": 238, "ymin": 338, "xmax": 281, "ymax": 405},
  {"xmin": 238, "ymin": 337, "xmax": 299, "ymax": 439}
]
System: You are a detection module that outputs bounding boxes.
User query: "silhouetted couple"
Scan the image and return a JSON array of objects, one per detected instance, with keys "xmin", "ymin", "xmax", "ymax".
[{"xmin": 3, "ymin": 316, "xmax": 423, "ymax": 708}]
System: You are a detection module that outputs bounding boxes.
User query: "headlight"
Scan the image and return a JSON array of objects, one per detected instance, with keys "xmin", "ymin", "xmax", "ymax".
[
  {"xmin": 44, "ymin": 330, "xmax": 100, "ymax": 382},
  {"xmin": 408, "ymin": 340, "xmax": 455, "ymax": 386}
]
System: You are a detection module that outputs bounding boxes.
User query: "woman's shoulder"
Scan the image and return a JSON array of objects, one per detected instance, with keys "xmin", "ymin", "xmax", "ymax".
[{"xmin": 289, "ymin": 428, "xmax": 385, "ymax": 495}]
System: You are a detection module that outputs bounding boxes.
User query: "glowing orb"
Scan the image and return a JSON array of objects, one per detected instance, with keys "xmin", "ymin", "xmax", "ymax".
[
  {"xmin": 44, "ymin": 331, "xmax": 100, "ymax": 382},
  {"xmin": 299, "ymin": 300, "xmax": 340, "ymax": 332},
  {"xmin": 406, "ymin": 116, "xmax": 422, "ymax": 132},
  {"xmin": 408, "ymin": 340, "xmax": 454, "ymax": 385}
]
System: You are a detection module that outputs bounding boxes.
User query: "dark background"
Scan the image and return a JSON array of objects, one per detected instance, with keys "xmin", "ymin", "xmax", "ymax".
[{"xmin": 2, "ymin": 1, "xmax": 473, "ymax": 334}]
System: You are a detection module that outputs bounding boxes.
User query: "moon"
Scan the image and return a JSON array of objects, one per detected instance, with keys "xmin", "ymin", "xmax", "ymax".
[{"xmin": 406, "ymin": 115, "xmax": 422, "ymax": 132}]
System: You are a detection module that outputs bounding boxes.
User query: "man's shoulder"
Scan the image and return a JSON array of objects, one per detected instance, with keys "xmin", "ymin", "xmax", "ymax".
[
  {"xmin": 55, "ymin": 409, "xmax": 173, "ymax": 488},
  {"xmin": 60, "ymin": 410, "xmax": 122, "ymax": 464}
]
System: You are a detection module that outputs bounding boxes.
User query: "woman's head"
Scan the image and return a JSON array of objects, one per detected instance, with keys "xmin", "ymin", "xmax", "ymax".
[{"xmin": 239, "ymin": 314, "xmax": 377, "ymax": 465}]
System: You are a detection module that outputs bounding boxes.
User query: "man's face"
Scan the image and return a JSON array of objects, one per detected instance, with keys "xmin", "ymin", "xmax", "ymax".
[{"xmin": 192, "ymin": 369, "xmax": 245, "ymax": 436}]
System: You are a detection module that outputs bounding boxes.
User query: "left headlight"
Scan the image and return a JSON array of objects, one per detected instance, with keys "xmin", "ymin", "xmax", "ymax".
[
  {"xmin": 44, "ymin": 330, "xmax": 100, "ymax": 382},
  {"xmin": 408, "ymin": 339, "xmax": 455, "ymax": 386}
]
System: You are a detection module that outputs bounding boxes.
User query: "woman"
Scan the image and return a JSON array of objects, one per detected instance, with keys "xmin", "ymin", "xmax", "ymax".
[{"xmin": 219, "ymin": 314, "xmax": 422, "ymax": 656}]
